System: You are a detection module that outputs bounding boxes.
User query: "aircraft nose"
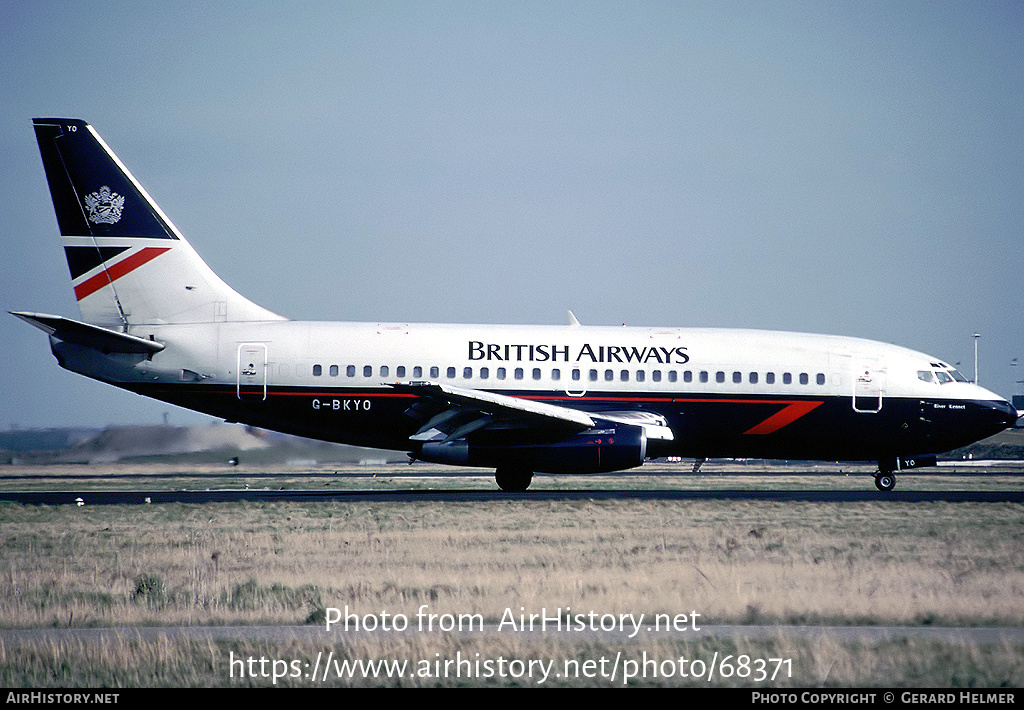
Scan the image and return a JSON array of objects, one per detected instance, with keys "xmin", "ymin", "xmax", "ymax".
[{"xmin": 991, "ymin": 398, "xmax": 1019, "ymax": 429}]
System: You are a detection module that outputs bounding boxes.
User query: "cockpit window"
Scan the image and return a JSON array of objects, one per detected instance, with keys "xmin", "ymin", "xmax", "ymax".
[{"xmin": 920, "ymin": 368, "xmax": 968, "ymax": 384}]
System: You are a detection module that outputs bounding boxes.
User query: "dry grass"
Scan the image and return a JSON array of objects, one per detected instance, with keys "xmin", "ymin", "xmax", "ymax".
[
  {"xmin": 1, "ymin": 487, "xmax": 1022, "ymax": 686},
  {"xmin": 1, "ymin": 630, "xmax": 1021, "ymax": 687},
  {"xmin": 1, "ymin": 497, "xmax": 1022, "ymax": 628}
]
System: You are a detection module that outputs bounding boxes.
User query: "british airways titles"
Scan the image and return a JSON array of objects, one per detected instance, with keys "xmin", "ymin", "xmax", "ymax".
[{"xmin": 468, "ymin": 341, "xmax": 690, "ymax": 365}]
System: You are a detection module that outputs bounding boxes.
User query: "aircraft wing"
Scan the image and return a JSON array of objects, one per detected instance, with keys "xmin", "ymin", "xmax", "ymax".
[
  {"xmin": 388, "ymin": 381, "xmax": 673, "ymax": 443},
  {"xmin": 388, "ymin": 381, "xmax": 594, "ymax": 443}
]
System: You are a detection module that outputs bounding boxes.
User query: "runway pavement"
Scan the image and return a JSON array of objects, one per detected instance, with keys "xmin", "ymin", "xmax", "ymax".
[{"xmin": 1, "ymin": 487, "xmax": 1022, "ymax": 505}]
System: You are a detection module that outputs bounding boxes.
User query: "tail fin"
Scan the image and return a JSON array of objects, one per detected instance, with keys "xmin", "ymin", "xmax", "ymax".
[{"xmin": 32, "ymin": 118, "xmax": 285, "ymax": 327}]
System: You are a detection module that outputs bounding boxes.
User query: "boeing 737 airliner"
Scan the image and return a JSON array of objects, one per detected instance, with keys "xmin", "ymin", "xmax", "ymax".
[{"xmin": 14, "ymin": 119, "xmax": 1018, "ymax": 491}]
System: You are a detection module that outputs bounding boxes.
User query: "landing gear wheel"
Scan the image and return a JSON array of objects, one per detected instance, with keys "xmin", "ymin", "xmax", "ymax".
[
  {"xmin": 874, "ymin": 472, "xmax": 896, "ymax": 492},
  {"xmin": 495, "ymin": 467, "xmax": 533, "ymax": 492}
]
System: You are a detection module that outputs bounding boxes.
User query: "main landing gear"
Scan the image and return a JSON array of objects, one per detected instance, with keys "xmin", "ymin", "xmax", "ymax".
[{"xmin": 495, "ymin": 466, "xmax": 534, "ymax": 492}]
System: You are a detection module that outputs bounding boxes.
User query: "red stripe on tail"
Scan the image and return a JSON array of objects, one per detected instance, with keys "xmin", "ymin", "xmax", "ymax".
[{"xmin": 74, "ymin": 247, "xmax": 171, "ymax": 301}]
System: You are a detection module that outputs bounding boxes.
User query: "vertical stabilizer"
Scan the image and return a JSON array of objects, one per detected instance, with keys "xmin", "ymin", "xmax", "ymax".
[{"xmin": 32, "ymin": 118, "xmax": 285, "ymax": 327}]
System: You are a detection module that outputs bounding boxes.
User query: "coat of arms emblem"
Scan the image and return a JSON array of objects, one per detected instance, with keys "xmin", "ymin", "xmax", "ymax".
[{"xmin": 84, "ymin": 186, "xmax": 125, "ymax": 225}]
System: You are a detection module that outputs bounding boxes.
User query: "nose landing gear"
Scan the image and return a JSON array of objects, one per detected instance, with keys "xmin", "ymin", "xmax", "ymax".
[
  {"xmin": 874, "ymin": 454, "xmax": 936, "ymax": 491},
  {"xmin": 874, "ymin": 469, "xmax": 896, "ymax": 491}
]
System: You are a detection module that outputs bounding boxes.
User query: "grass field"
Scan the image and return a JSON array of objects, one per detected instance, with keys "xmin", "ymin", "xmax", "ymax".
[{"xmin": 0, "ymin": 463, "xmax": 1021, "ymax": 686}]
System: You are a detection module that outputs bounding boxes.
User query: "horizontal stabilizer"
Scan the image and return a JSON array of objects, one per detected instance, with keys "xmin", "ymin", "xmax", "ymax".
[{"xmin": 10, "ymin": 311, "xmax": 164, "ymax": 354}]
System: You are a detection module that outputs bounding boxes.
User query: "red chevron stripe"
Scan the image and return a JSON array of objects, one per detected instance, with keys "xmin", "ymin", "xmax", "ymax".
[
  {"xmin": 743, "ymin": 400, "xmax": 823, "ymax": 435},
  {"xmin": 74, "ymin": 247, "xmax": 171, "ymax": 301}
]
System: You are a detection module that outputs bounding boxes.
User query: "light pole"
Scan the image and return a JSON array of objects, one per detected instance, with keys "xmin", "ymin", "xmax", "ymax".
[
  {"xmin": 973, "ymin": 333, "xmax": 980, "ymax": 385},
  {"xmin": 1013, "ymin": 358, "xmax": 1021, "ymax": 412}
]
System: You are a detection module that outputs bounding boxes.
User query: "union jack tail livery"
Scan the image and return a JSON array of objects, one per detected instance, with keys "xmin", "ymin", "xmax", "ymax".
[{"xmin": 31, "ymin": 118, "xmax": 282, "ymax": 327}]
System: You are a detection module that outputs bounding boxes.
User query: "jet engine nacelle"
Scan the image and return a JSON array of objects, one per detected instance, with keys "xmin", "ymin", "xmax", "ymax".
[{"xmin": 417, "ymin": 420, "xmax": 647, "ymax": 474}]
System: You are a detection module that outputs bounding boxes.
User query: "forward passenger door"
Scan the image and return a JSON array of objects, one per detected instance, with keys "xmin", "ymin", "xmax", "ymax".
[{"xmin": 850, "ymin": 355, "xmax": 885, "ymax": 413}]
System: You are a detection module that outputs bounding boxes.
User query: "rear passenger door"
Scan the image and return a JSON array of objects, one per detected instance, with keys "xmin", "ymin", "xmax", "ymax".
[{"xmin": 237, "ymin": 343, "xmax": 267, "ymax": 401}]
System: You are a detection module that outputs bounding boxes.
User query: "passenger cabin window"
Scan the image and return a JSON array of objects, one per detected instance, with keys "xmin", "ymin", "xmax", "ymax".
[
  {"xmin": 447, "ymin": 367, "xmax": 456, "ymax": 378},
  {"xmin": 363, "ymin": 365, "xmax": 372, "ymax": 377},
  {"xmin": 329, "ymin": 365, "xmax": 338, "ymax": 377},
  {"xmin": 430, "ymin": 366, "xmax": 439, "ymax": 378},
  {"xmin": 397, "ymin": 366, "xmax": 406, "ymax": 378},
  {"xmin": 816, "ymin": 373, "xmax": 825, "ymax": 385},
  {"xmin": 783, "ymin": 373, "xmax": 792, "ymax": 384},
  {"xmin": 799, "ymin": 373, "xmax": 809, "ymax": 385},
  {"xmin": 413, "ymin": 366, "xmax": 422, "ymax": 378},
  {"xmin": 313, "ymin": 364, "xmax": 322, "ymax": 376}
]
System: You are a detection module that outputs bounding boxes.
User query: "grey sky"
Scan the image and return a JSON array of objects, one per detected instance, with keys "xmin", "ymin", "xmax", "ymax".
[{"xmin": 2, "ymin": 1, "xmax": 1022, "ymax": 429}]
